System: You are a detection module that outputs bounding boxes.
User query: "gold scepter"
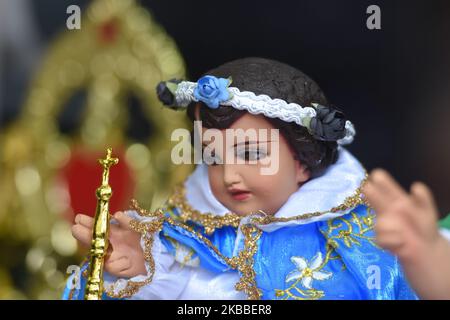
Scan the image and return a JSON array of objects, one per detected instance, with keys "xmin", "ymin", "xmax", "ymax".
[{"xmin": 84, "ymin": 148, "xmax": 118, "ymax": 300}]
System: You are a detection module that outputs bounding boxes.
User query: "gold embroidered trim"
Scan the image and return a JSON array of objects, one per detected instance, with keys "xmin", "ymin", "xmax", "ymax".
[
  {"xmin": 129, "ymin": 199, "xmax": 165, "ymax": 219},
  {"xmin": 167, "ymin": 185, "xmax": 241, "ymax": 234},
  {"xmin": 232, "ymin": 225, "xmax": 263, "ymax": 300},
  {"xmin": 166, "ymin": 175, "xmax": 368, "ymax": 231},
  {"xmin": 164, "ymin": 236, "xmax": 198, "ymax": 267},
  {"xmin": 164, "ymin": 215, "xmax": 234, "ymax": 265},
  {"xmin": 276, "ymin": 256, "xmax": 331, "ymax": 300},
  {"xmin": 252, "ymin": 175, "xmax": 369, "ymax": 225},
  {"xmin": 275, "ymin": 207, "xmax": 375, "ymax": 300},
  {"xmin": 164, "ymin": 215, "xmax": 263, "ymax": 300},
  {"xmin": 131, "ymin": 202, "xmax": 238, "ymax": 276},
  {"xmin": 128, "ymin": 200, "xmax": 264, "ymax": 300},
  {"xmin": 320, "ymin": 206, "xmax": 377, "ymax": 249}
]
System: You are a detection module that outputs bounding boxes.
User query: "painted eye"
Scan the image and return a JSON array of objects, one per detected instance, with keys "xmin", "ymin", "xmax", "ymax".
[{"xmin": 237, "ymin": 149, "xmax": 267, "ymax": 162}]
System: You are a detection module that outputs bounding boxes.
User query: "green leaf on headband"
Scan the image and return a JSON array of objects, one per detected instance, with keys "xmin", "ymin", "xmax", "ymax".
[
  {"xmin": 302, "ymin": 116, "xmax": 312, "ymax": 130},
  {"xmin": 166, "ymin": 82, "xmax": 178, "ymax": 95}
]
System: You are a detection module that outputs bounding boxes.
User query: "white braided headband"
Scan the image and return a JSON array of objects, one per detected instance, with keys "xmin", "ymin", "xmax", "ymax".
[{"xmin": 158, "ymin": 76, "xmax": 355, "ymax": 145}]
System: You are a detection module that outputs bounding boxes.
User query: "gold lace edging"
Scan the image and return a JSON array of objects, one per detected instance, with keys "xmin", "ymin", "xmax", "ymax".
[
  {"xmin": 231, "ymin": 224, "xmax": 263, "ymax": 300},
  {"xmin": 129, "ymin": 199, "xmax": 263, "ymax": 300},
  {"xmin": 167, "ymin": 185, "xmax": 241, "ymax": 234},
  {"xmin": 166, "ymin": 176, "xmax": 369, "ymax": 233}
]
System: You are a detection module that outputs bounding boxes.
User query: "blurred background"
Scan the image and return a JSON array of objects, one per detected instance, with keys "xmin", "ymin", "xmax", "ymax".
[{"xmin": 0, "ymin": 0, "xmax": 449, "ymax": 299}]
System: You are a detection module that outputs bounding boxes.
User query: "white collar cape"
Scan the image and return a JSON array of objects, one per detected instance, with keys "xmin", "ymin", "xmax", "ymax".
[{"xmin": 184, "ymin": 147, "xmax": 367, "ymax": 232}]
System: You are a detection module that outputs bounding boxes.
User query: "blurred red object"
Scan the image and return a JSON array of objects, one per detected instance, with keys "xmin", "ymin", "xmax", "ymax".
[
  {"xmin": 59, "ymin": 146, "xmax": 135, "ymax": 223},
  {"xmin": 98, "ymin": 18, "xmax": 119, "ymax": 44}
]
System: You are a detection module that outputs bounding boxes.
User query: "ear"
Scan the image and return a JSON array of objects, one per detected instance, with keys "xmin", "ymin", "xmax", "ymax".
[{"xmin": 295, "ymin": 160, "xmax": 310, "ymax": 184}]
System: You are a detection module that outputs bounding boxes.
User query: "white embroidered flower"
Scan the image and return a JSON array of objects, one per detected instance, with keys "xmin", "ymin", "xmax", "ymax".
[{"xmin": 285, "ymin": 252, "xmax": 332, "ymax": 289}]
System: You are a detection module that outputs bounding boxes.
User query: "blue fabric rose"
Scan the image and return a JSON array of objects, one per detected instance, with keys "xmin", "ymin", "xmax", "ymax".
[{"xmin": 193, "ymin": 76, "xmax": 232, "ymax": 109}]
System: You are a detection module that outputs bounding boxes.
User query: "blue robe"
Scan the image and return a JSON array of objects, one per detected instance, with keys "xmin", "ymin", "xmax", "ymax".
[{"xmin": 64, "ymin": 204, "xmax": 417, "ymax": 300}]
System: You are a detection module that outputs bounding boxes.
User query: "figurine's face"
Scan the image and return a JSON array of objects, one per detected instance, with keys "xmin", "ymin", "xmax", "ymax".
[{"xmin": 196, "ymin": 107, "xmax": 310, "ymax": 216}]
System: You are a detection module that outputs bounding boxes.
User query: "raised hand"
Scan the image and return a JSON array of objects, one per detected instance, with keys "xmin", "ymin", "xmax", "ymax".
[
  {"xmin": 363, "ymin": 169, "xmax": 450, "ymax": 299},
  {"xmin": 71, "ymin": 212, "xmax": 147, "ymax": 278},
  {"xmin": 363, "ymin": 169, "xmax": 440, "ymax": 261}
]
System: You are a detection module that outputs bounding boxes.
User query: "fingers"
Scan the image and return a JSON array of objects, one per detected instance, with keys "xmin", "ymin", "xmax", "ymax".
[
  {"xmin": 108, "ymin": 224, "xmax": 123, "ymax": 248},
  {"xmin": 375, "ymin": 213, "xmax": 413, "ymax": 258},
  {"xmin": 74, "ymin": 214, "xmax": 94, "ymax": 229},
  {"xmin": 381, "ymin": 195, "xmax": 422, "ymax": 235},
  {"xmin": 410, "ymin": 182, "xmax": 438, "ymax": 213},
  {"xmin": 108, "ymin": 212, "xmax": 128, "ymax": 245},
  {"xmin": 365, "ymin": 169, "xmax": 439, "ymax": 231},
  {"xmin": 410, "ymin": 182, "xmax": 440, "ymax": 234},
  {"xmin": 105, "ymin": 256, "xmax": 132, "ymax": 277},
  {"xmin": 363, "ymin": 169, "xmax": 413, "ymax": 222},
  {"xmin": 363, "ymin": 180, "xmax": 390, "ymax": 213},
  {"xmin": 108, "ymin": 221, "xmax": 136, "ymax": 248},
  {"xmin": 114, "ymin": 211, "xmax": 133, "ymax": 231},
  {"xmin": 375, "ymin": 214, "xmax": 406, "ymax": 236},
  {"xmin": 106, "ymin": 248, "xmax": 122, "ymax": 263},
  {"xmin": 74, "ymin": 212, "xmax": 133, "ymax": 234},
  {"xmin": 71, "ymin": 224, "xmax": 92, "ymax": 247},
  {"xmin": 376, "ymin": 232, "xmax": 406, "ymax": 252},
  {"xmin": 372, "ymin": 169, "xmax": 407, "ymax": 198},
  {"xmin": 369, "ymin": 169, "xmax": 407, "ymax": 205}
]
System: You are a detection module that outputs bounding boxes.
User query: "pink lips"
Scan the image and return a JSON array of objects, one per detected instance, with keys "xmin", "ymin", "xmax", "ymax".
[{"xmin": 228, "ymin": 188, "xmax": 251, "ymax": 201}]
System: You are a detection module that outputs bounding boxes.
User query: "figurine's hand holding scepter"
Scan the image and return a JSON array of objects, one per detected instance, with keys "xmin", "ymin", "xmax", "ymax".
[{"xmin": 72, "ymin": 148, "xmax": 146, "ymax": 299}]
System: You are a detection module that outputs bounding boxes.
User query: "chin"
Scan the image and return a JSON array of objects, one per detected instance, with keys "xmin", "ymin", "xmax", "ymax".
[{"xmin": 227, "ymin": 203, "xmax": 261, "ymax": 217}]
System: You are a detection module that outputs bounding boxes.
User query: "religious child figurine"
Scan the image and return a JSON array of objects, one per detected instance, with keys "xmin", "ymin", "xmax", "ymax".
[{"xmin": 64, "ymin": 57, "xmax": 418, "ymax": 300}]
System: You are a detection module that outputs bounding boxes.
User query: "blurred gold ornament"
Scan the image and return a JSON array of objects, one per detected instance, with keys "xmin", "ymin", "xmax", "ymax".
[{"xmin": 0, "ymin": 0, "xmax": 192, "ymax": 299}]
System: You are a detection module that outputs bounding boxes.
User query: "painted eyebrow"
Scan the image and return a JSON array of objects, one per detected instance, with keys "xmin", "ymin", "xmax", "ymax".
[
  {"xmin": 201, "ymin": 141, "xmax": 273, "ymax": 148},
  {"xmin": 233, "ymin": 141, "xmax": 272, "ymax": 147}
]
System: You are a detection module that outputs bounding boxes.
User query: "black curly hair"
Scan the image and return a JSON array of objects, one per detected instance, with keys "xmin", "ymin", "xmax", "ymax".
[{"xmin": 183, "ymin": 57, "xmax": 341, "ymax": 179}]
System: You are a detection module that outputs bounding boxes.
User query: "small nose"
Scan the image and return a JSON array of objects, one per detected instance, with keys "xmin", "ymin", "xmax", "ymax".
[{"xmin": 223, "ymin": 164, "xmax": 241, "ymax": 188}]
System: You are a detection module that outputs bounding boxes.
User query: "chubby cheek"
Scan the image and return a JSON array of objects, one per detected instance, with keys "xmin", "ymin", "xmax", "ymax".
[
  {"xmin": 206, "ymin": 161, "xmax": 301, "ymax": 215},
  {"xmin": 249, "ymin": 175, "xmax": 291, "ymax": 208},
  {"xmin": 251, "ymin": 166, "xmax": 300, "ymax": 211},
  {"xmin": 207, "ymin": 167, "xmax": 226, "ymax": 199},
  {"xmin": 246, "ymin": 172, "xmax": 278, "ymax": 196}
]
